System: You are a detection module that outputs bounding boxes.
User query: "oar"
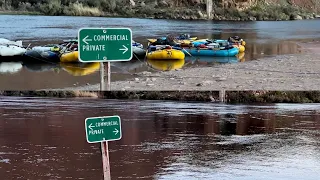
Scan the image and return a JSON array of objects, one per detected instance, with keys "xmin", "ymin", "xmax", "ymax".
[
  {"xmin": 26, "ymin": 43, "xmax": 31, "ymax": 49},
  {"xmin": 144, "ymin": 42, "xmax": 150, "ymax": 62},
  {"xmin": 182, "ymin": 48, "xmax": 192, "ymax": 57},
  {"xmin": 173, "ymin": 46, "xmax": 192, "ymax": 57}
]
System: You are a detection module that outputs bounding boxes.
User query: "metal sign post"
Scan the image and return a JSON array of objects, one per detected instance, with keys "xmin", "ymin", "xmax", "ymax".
[{"xmin": 85, "ymin": 115, "xmax": 122, "ymax": 180}]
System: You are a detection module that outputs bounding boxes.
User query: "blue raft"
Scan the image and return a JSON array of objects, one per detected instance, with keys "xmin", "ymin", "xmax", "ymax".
[
  {"xmin": 193, "ymin": 39, "xmax": 229, "ymax": 47},
  {"xmin": 183, "ymin": 47, "xmax": 239, "ymax": 57}
]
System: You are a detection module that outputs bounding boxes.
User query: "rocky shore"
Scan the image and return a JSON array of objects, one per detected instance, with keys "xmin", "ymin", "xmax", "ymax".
[{"xmin": 51, "ymin": 40, "xmax": 320, "ymax": 91}]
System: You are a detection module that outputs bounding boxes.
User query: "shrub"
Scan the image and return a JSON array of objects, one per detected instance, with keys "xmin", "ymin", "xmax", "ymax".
[
  {"xmin": 63, "ymin": 2, "xmax": 103, "ymax": 16},
  {"xmin": 38, "ymin": 0, "xmax": 62, "ymax": 15}
]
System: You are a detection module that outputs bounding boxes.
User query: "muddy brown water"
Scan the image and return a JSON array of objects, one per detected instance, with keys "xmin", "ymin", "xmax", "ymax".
[
  {"xmin": 0, "ymin": 15, "xmax": 320, "ymax": 89},
  {"xmin": 0, "ymin": 96, "xmax": 320, "ymax": 179}
]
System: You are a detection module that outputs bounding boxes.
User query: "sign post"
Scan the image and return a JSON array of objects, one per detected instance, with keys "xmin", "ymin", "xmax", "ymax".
[
  {"xmin": 79, "ymin": 27, "xmax": 129, "ymax": 179},
  {"xmin": 78, "ymin": 27, "xmax": 133, "ymax": 90},
  {"xmin": 85, "ymin": 115, "xmax": 122, "ymax": 180}
]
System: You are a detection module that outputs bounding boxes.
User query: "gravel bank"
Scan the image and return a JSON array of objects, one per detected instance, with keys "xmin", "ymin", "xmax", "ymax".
[{"xmin": 53, "ymin": 41, "xmax": 320, "ymax": 91}]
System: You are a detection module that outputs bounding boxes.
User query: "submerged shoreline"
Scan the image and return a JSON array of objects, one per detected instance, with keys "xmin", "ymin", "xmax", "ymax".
[{"xmin": 1, "ymin": 91, "xmax": 320, "ymax": 103}]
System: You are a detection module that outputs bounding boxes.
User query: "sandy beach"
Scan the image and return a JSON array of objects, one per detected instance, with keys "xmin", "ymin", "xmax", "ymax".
[{"xmin": 54, "ymin": 40, "xmax": 320, "ymax": 91}]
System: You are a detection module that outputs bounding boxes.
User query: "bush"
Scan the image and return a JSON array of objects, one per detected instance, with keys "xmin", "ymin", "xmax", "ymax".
[
  {"xmin": 63, "ymin": 2, "xmax": 103, "ymax": 16},
  {"xmin": 17, "ymin": 2, "xmax": 35, "ymax": 11},
  {"xmin": 38, "ymin": 0, "xmax": 62, "ymax": 15}
]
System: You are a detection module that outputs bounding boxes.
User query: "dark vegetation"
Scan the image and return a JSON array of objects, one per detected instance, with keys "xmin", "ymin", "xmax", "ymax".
[
  {"xmin": 226, "ymin": 91, "xmax": 320, "ymax": 103},
  {"xmin": 0, "ymin": 0, "xmax": 318, "ymax": 20},
  {"xmin": 1, "ymin": 91, "xmax": 320, "ymax": 103}
]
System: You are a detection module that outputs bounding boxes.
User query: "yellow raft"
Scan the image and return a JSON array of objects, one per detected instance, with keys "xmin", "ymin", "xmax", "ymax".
[
  {"xmin": 233, "ymin": 44, "xmax": 245, "ymax": 53},
  {"xmin": 60, "ymin": 62, "xmax": 100, "ymax": 76},
  {"xmin": 60, "ymin": 51, "xmax": 79, "ymax": 63},
  {"xmin": 147, "ymin": 37, "xmax": 197, "ymax": 43},
  {"xmin": 147, "ymin": 58, "xmax": 185, "ymax": 71},
  {"xmin": 237, "ymin": 52, "xmax": 245, "ymax": 62},
  {"xmin": 147, "ymin": 48, "xmax": 185, "ymax": 60}
]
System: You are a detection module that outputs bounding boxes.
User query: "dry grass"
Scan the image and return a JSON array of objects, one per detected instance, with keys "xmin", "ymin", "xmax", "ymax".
[
  {"xmin": 64, "ymin": 2, "xmax": 103, "ymax": 16},
  {"xmin": 71, "ymin": 90, "xmax": 99, "ymax": 98}
]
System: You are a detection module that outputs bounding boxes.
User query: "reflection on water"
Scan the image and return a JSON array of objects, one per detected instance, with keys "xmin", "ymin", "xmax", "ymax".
[
  {"xmin": 185, "ymin": 54, "xmax": 241, "ymax": 66},
  {"xmin": 60, "ymin": 62, "xmax": 100, "ymax": 76},
  {"xmin": 0, "ymin": 60, "xmax": 101, "ymax": 76},
  {"xmin": 0, "ymin": 97, "xmax": 320, "ymax": 180},
  {"xmin": 147, "ymin": 59, "xmax": 185, "ymax": 71},
  {"xmin": 0, "ymin": 62, "xmax": 23, "ymax": 74},
  {"xmin": 145, "ymin": 52, "xmax": 245, "ymax": 71}
]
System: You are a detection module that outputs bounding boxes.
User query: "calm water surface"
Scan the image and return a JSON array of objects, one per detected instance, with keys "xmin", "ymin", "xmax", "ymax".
[
  {"xmin": 0, "ymin": 96, "xmax": 319, "ymax": 179},
  {"xmin": 0, "ymin": 15, "xmax": 320, "ymax": 89}
]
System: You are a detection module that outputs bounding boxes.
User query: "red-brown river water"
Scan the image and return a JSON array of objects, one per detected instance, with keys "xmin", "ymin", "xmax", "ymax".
[{"xmin": 0, "ymin": 96, "xmax": 320, "ymax": 179}]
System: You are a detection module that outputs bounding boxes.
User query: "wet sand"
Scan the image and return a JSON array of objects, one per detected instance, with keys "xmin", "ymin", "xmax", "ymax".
[{"xmin": 52, "ymin": 40, "xmax": 320, "ymax": 91}]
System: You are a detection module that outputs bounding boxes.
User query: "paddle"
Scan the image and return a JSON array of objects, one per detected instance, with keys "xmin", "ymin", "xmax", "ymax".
[
  {"xmin": 144, "ymin": 41, "xmax": 150, "ymax": 62},
  {"xmin": 172, "ymin": 45, "xmax": 192, "ymax": 57},
  {"xmin": 182, "ymin": 48, "xmax": 192, "ymax": 57}
]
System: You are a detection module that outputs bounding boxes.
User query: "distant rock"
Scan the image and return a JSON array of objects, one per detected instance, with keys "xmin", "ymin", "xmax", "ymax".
[
  {"xmin": 291, "ymin": 14, "xmax": 303, "ymax": 20},
  {"xmin": 159, "ymin": 0, "xmax": 169, "ymax": 7},
  {"xmin": 197, "ymin": 10, "xmax": 204, "ymax": 18},
  {"xmin": 130, "ymin": 0, "xmax": 136, "ymax": 7}
]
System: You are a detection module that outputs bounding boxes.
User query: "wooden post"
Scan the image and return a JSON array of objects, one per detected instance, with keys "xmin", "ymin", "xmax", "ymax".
[
  {"xmin": 206, "ymin": 0, "xmax": 213, "ymax": 19},
  {"xmin": 100, "ymin": 62, "xmax": 105, "ymax": 91},
  {"xmin": 100, "ymin": 61, "xmax": 111, "ymax": 180},
  {"xmin": 106, "ymin": 62, "xmax": 111, "ymax": 91},
  {"xmin": 101, "ymin": 141, "xmax": 111, "ymax": 180},
  {"xmin": 219, "ymin": 90, "xmax": 225, "ymax": 102}
]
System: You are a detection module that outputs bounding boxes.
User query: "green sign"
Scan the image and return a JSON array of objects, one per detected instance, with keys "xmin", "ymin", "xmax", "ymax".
[
  {"xmin": 78, "ymin": 28, "xmax": 132, "ymax": 62},
  {"xmin": 85, "ymin": 115, "xmax": 122, "ymax": 143}
]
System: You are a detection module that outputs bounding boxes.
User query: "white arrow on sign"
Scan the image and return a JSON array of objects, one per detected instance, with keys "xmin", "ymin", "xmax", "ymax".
[
  {"xmin": 119, "ymin": 45, "xmax": 128, "ymax": 54},
  {"xmin": 113, "ymin": 128, "xmax": 119, "ymax": 135},
  {"xmin": 88, "ymin": 123, "xmax": 95, "ymax": 131},
  {"xmin": 82, "ymin": 35, "xmax": 92, "ymax": 45}
]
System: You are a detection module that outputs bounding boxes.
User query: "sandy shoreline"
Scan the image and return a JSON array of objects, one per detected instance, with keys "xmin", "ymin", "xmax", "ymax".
[{"xmin": 51, "ymin": 41, "xmax": 320, "ymax": 91}]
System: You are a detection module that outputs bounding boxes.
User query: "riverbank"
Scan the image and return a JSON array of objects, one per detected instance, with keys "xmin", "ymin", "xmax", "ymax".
[
  {"xmin": 54, "ymin": 40, "xmax": 320, "ymax": 91},
  {"xmin": 0, "ymin": 0, "xmax": 319, "ymax": 21},
  {"xmin": 1, "ymin": 91, "xmax": 320, "ymax": 103}
]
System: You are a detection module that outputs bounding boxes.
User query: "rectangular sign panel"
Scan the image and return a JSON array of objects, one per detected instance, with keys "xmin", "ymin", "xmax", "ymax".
[
  {"xmin": 78, "ymin": 28, "xmax": 132, "ymax": 62},
  {"xmin": 85, "ymin": 115, "xmax": 122, "ymax": 143}
]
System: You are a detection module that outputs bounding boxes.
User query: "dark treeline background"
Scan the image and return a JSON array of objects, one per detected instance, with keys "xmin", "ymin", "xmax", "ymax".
[{"xmin": 0, "ymin": 0, "xmax": 317, "ymax": 21}]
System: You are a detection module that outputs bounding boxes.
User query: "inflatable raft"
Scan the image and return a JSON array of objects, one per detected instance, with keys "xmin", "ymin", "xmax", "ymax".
[
  {"xmin": 147, "ymin": 35, "xmax": 197, "ymax": 47},
  {"xmin": 193, "ymin": 38, "xmax": 246, "ymax": 53},
  {"xmin": 24, "ymin": 49, "xmax": 60, "ymax": 62},
  {"xmin": 0, "ymin": 45, "xmax": 26, "ymax": 56},
  {"xmin": 147, "ymin": 46, "xmax": 185, "ymax": 60},
  {"xmin": 60, "ymin": 51, "xmax": 79, "ymax": 63},
  {"xmin": 184, "ymin": 46, "xmax": 239, "ymax": 57},
  {"xmin": 215, "ymin": 39, "xmax": 245, "ymax": 53}
]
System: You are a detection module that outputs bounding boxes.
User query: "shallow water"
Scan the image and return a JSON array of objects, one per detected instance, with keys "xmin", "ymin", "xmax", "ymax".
[{"xmin": 0, "ymin": 96, "xmax": 319, "ymax": 179}]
